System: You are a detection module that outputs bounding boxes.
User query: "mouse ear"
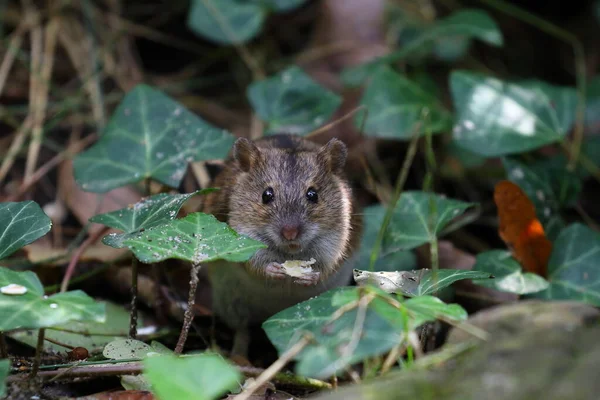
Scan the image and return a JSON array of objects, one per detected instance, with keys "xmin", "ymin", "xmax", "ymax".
[
  {"xmin": 318, "ymin": 138, "xmax": 347, "ymax": 174},
  {"xmin": 233, "ymin": 137, "xmax": 261, "ymax": 172}
]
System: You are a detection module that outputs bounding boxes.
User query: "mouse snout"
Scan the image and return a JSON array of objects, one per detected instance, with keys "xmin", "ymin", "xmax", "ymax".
[{"xmin": 281, "ymin": 224, "xmax": 301, "ymax": 241}]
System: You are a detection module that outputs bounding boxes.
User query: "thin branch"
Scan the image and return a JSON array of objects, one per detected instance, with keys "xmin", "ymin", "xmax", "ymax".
[
  {"xmin": 234, "ymin": 335, "xmax": 313, "ymax": 400},
  {"xmin": 60, "ymin": 226, "xmax": 110, "ymax": 293},
  {"xmin": 174, "ymin": 262, "xmax": 202, "ymax": 353}
]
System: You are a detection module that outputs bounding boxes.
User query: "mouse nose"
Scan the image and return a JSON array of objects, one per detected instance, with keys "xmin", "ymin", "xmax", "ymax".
[{"xmin": 281, "ymin": 225, "xmax": 300, "ymax": 241}]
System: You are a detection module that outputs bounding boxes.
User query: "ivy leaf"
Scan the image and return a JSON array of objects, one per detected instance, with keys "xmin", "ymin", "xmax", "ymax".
[
  {"xmin": 103, "ymin": 338, "xmax": 172, "ymax": 360},
  {"xmin": 355, "ymin": 205, "xmax": 416, "ymax": 272},
  {"xmin": 357, "ymin": 67, "xmax": 452, "ymax": 139},
  {"xmin": 0, "ymin": 201, "xmax": 52, "ymax": 259},
  {"xmin": 342, "ymin": 9, "xmax": 503, "ymax": 86},
  {"xmin": 0, "ymin": 201, "xmax": 52, "ymax": 260},
  {"xmin": 92, "ymin": 190, "xmax": 213, "ymax": 248},
  {"xmin": 354, "ymin": 268, "xmax": 493, "ymax": 296},
  {"xmin": 450, "ymin": 71, "xmax": 577, "ymax": 157},
  {"xmin": 530, "ymin": 224, "xmax": 600, "ymax": 305},
  {"xmin": 74, "ymin": 84, "xmax": 234, "ymax": 193},
  {"xmin": 0, "ymin": 267, "xmax": 105, "ymax": 331},
  {"xmin": 263, "ymin": 287, "xmax": 467, "ymax": 378},
  {"xmin": 187, "ymin": 0, "xmax": 263, "ymax": 45},
  {"xmin": 121, "ymin": 212, "xmax": 266, "ymax": 264},
  {"xmin": 9, "ymin": 302, "xmax": 143, "ymax": 352},
  {"xmin": 502, "ymin": 158, "xmax": 566, "ymax": 240},
  {"xmin": 187, "ymin": 0, "xmax": 307, "ymax": 45},
  {"xmin": 472, "ymin": 250, "xmax": 549, "ymax": 295},
  {"xmin": 144, "ymin": 353, "xmax": 241, "ymax": 400},
  {"xmin": 247, "ymin": 66, "xmax": 342, "ymax": 135},
  {"xmin": 386, "ymin": 191, "xmax": 475, "ymax": 250}
]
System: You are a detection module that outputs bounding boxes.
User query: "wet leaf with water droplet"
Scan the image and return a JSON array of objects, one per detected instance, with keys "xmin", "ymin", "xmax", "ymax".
[
  {"xmin": 0, "ymin": 267, "xmax": 105, "ymax": 331},
  {"xmin": 122, "ymin": 213, "xmax": 266, "ymax": 264},
  {"xmin": 91, "ymin": 190, "xmax": 215, "ymax": 248}
]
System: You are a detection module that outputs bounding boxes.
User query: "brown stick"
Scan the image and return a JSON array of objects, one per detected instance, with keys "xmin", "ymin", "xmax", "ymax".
[
  {"xmin": 60, "ymin": 227, "xmax": 110, "ymax": 293},
  {"xmin": 174, "ymin": 262, "xmax": 202, "ymax": 353},
  {"xmin": 29, "ymin": 328, "xmax": 45, "ymax": 378}
]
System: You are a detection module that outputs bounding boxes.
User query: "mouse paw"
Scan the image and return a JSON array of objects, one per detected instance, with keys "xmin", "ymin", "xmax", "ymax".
[
  {"xmin": 294, "ymin": 270, "xmax": 321, "ymax": 286},
  {"xmin": 265, "ymin": 262, "xmax": 287, "ymax": 280}
]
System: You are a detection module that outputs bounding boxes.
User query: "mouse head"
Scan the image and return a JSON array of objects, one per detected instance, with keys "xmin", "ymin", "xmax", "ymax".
[{"xmin": 227, "ymin": 137, "xmax": 353, "ymax": 269}]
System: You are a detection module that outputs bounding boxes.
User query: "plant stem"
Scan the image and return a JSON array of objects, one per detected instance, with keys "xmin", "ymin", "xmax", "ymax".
[
  {"xmin": 368, "ymin": 127, "xmax": 421, "ymax": 271},
  {"xmin": 29, "ymin": 328, "xmax": 45, "ymax": 378},
  {"xmin": 129, "ymin": 257, "xmax": 138, "ymax": 339},
  {"xmin": 174, "ymin": 262, "xmax": 201, "ymax": 353},
  {"xmin": 234, "ymin": 335, "xmax": 312, "ymax": 400},
  {"xmin": 0, "ymin": 333, "xmax": 8, "ymax": 358}
]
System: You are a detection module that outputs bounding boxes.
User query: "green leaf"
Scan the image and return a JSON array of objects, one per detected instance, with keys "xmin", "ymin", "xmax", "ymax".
[
  {"xmin": 357, "ymin": 66, "xmax": 452, "ymax": 139},
  {"xmin": 386, "ymin": 191, "xmax": 475, "ymax": 250},
  {"xmin": 472, "ymin": 250, "xmax": 549, "ymax": 295},
  {"xmin": 263, "ymin": 287, "xmax": 467, "ymax": 378},
  {"xmin": 9, "ymin": 301, "xmax": 143, "ymax": 352},
  {"xmin": 0, "ymin": 267, "xmax": 105, "ymax": 331},
  {"xmin": 528, "ymin": 156, "xmax": 583, "ymax": 209},
  {"xmin": 92, "ymin": 190, "xmax": 213, "ymax": 248},
  {"xmin": 450, "ymin": 71, "xmax": 577, "ymax": 157},
  {"xmin": 103, "ymin": 338, "xmax": 172, "ymax": 359},
  {"xmin": 502, "ymin": 158, "xmax": 566, "ymax": 240},
  {"xmin": 187, "ymin": 0, "xmax": 263, "ymax": 45},
  {"xmin": 247, "ymin": 66, "xmax": 342, "ymax": 135},
  {"xmin": 354, "ymin": 268, "xmax": 492, "ymax": 297},
  {"xmin": 355, "ymin": 205, "xmax": 416, "ymax": 272},
  {"xmin": 122, "ymin": 212, "xmax": 266, "ymax": 264},
  {"xmin": 0, "ymin": 201, "xmax": 52, "ymax": 260},
  {"xmin": 530, "ymin": 224, "xmax": 600, "ymax": 305},
  {"xmin": 341, "ymin": 9, "xmax": 503, "ymax": 86},
  {"xmin": 0, "ymin": 358, "xmax": 8, "ymax": 398},
  {"xmin": 144, "ymin": 353, "xmax": 241, "ymax": 400},
  {"xmin": 74, "ymin": 84, "xmax": 234, "ymax": 193},
  {"xmin": 187, "ymin": 0, "xmax": 307, "ymax": 45},
  {"xmin": 103, "ymin": 339, "xmax": 172, "ymax": 392},
  {"xmin": 263, "ymin": 0, "xmax": 307, "ymax": 12}
]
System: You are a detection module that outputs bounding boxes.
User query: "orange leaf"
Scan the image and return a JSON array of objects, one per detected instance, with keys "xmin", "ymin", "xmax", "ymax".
[{"xmin": 493, "ymin": 180, "xmax": 552, "ymax": 278}]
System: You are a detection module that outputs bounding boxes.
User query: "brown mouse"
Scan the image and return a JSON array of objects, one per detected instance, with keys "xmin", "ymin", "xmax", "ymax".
[{"xmin": 202, "ymin": 134, "xmax": 362, "ymax": 357}]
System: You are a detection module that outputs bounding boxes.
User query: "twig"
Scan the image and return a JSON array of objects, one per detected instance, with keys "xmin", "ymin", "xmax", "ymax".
[
  {"xmin": 0, "ymin": 115, "xmax": 33, "ymax": 186},
  {"xmin": 29, "ymin": 328, "xmax": 45, "ymax": 378},
  {"xmin": 0, "ymin": 333, "xmax": 8, "ymax": 358},
  {"xmin": 234, "ymin": 335, "xmax": 312, "ymax": 400},
  {"xmin": 0, "ymin": 19, "xmax": 29, "ymax": 97},
  {"xmin": 129, "ymin": 257, "xmax": 139, "ymax": 339},
  {"xmin": 43, "ymin": 336, "xmax": 75, "ymax": 350},
  {"xmin": 82, "ymin": 0, "xmax": 106, "ymax": 128},
  {"xmin": 380, "ymin": 341, "xmax": 406, "ymax": 374},
  {"xmin": 306, "ymin": 105, "xmax": 367, "ymax": 139},
  {"xmin": 174, "ymin": 262, "xmax": 202, "ymax": 353},
  {"xmin": 5, "ymin": 133, "xmax": 97, "ymax": 202},
  {"xmin": 8, "ymin": 360, "xmax": 331, "ymax": 390},
  {"xmin": 60, "ymin": 226, "xmax": 110, "ymax": 293},
  {"xmin": 25, "ymin": 12, "xmax": 59, "ymax": 181}
]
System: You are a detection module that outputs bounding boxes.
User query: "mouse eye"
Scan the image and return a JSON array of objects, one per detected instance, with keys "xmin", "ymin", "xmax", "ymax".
[
  {"xmin": 262, "ymin": 187, "xmax": 275, "ymax": 204},
  {"xmin": 306, "ymin": 187, "xmax": 318, "ymax": 203}
]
